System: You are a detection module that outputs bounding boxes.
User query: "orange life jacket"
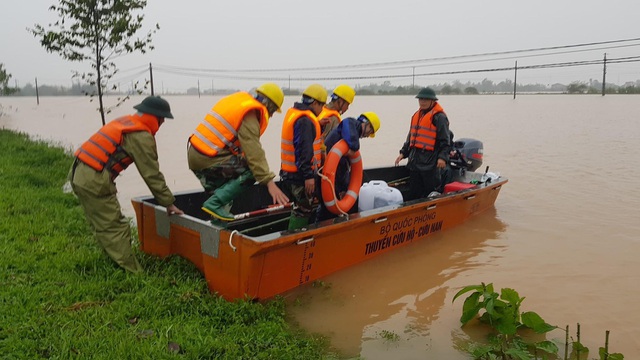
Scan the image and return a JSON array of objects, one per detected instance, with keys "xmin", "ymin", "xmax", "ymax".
[
  {"xmin": 409, "ymin": 102, "xmax": 445, "ymax": 151},
  {"xmin": 189, "ymin": 92, "xmax": 269, "ymax": 157},
  {"xmin": 75, "ymin": 113, "xmax": 159, "ymax": 178},
  {"xmin": 280, "ymin": 108, "xmax": 322, "ymax": 173},
  {"xmin": 317, "ymin": 106, "xmax": 342, "ymax": 127}
]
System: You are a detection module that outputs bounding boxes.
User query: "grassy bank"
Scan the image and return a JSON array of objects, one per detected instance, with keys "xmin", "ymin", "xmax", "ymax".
[{"xmin": 0, "ymin": 129, "xmax": 333, "ymax": 359}]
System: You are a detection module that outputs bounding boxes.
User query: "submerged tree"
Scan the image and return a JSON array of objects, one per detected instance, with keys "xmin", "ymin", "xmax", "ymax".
[
  {"xmin": 30, "ymin": 0, "xmax": 158, "ymax": 125},
  {"xmin": 0, "ymin": 63, "xmax": 18, "ymax": 96}
]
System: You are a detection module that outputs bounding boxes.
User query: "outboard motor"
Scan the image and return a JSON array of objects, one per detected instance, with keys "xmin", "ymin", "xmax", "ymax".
[{"xmin": 450, "ymin": 138, "xmax": 483, "ymax": 172}]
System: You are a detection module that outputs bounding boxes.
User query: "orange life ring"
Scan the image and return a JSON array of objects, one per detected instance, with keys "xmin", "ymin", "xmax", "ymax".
[{"xmin": 321, "ymin": 139, "xmax": 363, "ymax": 215}]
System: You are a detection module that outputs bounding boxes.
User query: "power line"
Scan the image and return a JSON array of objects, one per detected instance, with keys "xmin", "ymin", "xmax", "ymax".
[
  {"xmin": 151, "ymin": 56, "xmax": 640, "ymax": 82},
  {"xmin": 153, "ymin": 37, "xmax": 640, "ymax": 74},
  {"xmin": 110, "ymin": 69, "xmax": 148, "ymax": 84}
]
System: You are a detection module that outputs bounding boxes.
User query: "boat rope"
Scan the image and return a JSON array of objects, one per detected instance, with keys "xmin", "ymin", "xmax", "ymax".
[
  {"xmin": 229, "ymin": 230, "xmax": 239, "ymax": 252},
  {"xmin": 316, "ymin": 165, "xmax": 350, "ymax": 218}
]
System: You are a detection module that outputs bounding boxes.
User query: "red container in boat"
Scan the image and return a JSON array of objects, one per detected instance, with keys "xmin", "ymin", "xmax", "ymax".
[{"xmin": 444, "ymin": 181, "xmax": 477, "ymax": 194}]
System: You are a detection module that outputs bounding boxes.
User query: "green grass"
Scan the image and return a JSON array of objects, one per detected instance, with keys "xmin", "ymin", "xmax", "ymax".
[{"xmin": 0, "ymin": 129, "xmax": 334, "ymax": 359}]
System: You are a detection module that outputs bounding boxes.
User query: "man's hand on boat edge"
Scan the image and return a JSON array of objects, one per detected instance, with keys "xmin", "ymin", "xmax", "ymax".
[{"xmin": 166, "ymin": 204, "xmax": 184, "ymax": 216}]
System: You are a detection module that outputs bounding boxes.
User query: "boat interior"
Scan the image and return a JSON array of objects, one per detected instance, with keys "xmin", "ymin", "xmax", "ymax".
[{"xmin": 137, "ymin": 165, "xmax": 494, "ymax": 238}]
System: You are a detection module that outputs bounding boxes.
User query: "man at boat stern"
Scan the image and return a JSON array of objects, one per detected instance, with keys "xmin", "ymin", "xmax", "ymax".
[
  {"xmin": 70, "ymin": 96, "xmax": 184, "ymax": 273},
  {"xmin": 188, "ymin": 83, "xmax": 289, "ymax": 222},
  {"xmin": 280, "ymin": 84, "xmax": 328, "ymax": 230},
  {"xmin": 394, "ymin": 87, "xmax": 452, "ymax": 200}
]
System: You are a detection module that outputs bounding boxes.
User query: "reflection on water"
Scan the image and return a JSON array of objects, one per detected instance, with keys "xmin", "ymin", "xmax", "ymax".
[
  {"xmin": 2, "ymin": 95, "xmax": 640, "ymax": 357},
  {"xmin": 285, "ymin": 209, "xmax": 507, "ymax": 358}
]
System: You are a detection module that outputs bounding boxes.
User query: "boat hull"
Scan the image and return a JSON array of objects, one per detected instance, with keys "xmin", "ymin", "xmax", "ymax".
[{"xmin": 132, "ymin": 167, "xmax": 507, "ymax": 301}]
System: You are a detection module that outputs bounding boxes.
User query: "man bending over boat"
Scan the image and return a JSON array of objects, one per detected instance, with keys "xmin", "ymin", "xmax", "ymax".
[
  {"xmin": 188, "ymin": 83, "xmax": 289, "ymax": 222},
  {"xmin": 70, "ymin": 96, "xmax": 184, "ymax": 272},
  {"xmin": 395, "ymin": 87, "xmax": 451, "ymax": 199},
  {"xmin": 316, "ymin": 84, "xmax": 356, "ymax": 163},
  {"xmin": 316, "ymin": 112, "xmax": 381, "ymax": 222},
  {"xmin": 279, "ymin": 84, "xmax": 328, "ymax": 230}
]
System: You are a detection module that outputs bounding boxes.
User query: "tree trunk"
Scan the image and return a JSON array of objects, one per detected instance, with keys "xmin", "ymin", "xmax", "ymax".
[{"xmin": 93, "ymin": 5, "xmax": 105, "ymax": 126}]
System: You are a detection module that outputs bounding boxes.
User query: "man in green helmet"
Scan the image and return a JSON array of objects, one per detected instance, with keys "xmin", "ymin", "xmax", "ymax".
[
  {"xmin": 394, "ymin": 87, "xmax": 452, "ymax": 199},
  {"xmin": 70, "ymin": 96, "xmax": 184, "ymax": 273}
]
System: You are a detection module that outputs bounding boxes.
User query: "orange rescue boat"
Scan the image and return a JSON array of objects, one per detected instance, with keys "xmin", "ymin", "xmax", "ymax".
[{"xmin": 132, "ymin": 160, "xmax": 507, "ymax": 301}]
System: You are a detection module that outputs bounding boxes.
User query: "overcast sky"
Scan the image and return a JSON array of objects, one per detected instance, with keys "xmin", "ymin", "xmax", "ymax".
[{"xmin": 2, "ymin": 0, "xmax": 640, "ymax": 92}]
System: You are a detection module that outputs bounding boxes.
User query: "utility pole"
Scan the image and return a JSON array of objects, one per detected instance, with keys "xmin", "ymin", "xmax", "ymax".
[
  {"xmin": 513, "ymin": 61, "xmax": 518, "ymax": 99},
  {"xmin": 197, "ymin": 79, "xmax": 201, "ymax": 98},
  {"xmin": 412, "ymin": 67, "xmax": 415, "ymax": 89},
  {"xmin": 601, "ymin": 53, "xmax": 607, "ymax": 96},
  {"xmin": 35, "ymin": 78, "xmax": 40, "ymax": 105},
  {"xmin": 149, "ymin": 63, "xmax": 155, "ymax": 95}
]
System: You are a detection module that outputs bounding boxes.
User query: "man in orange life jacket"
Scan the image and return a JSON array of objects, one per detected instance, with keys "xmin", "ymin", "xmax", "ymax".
[
  {"xmin": 394, "ymin": 87, "xmax": 451, "ymax": 199},
  {"xmin": 188, "ymin": 83, "xmax": 289, "ymax": 221},
  {"xmin": 280, "ymin": 84, "xmax": 328, "ymax": 230},
  {"xmin": 70, "ymin": 96, "xmax": 184, "ymax": 273},
  {"xmin": 317, "ymin": 84, "xmax": 356, "ymax": 162},
  {"xmin": 316, "ymin": 112, "xmax": 381, "ymax": 222}
]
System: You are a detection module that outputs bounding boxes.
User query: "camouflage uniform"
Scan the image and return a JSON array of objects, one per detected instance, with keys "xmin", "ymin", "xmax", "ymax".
[
  {"xmin": 188, "ymin": 112, "xmax": 275, "ymax": 196},
  {"xmin": 71, "ymin": 131, "xmax": 175, "ymax": 272}
]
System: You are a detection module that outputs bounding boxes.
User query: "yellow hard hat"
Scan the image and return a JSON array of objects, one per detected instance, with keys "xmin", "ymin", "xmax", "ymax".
[
  {"xmin": 256, "ymin": 83, "xmax": 284, "ymax": 113},
  {"xmin": 361, "ymin": 112, "xmax": 380, "ymax": 138},
  {"xmin": 332, "ymin": 84, "xmax": 356, "ymax": 104},
  {"xmin": 302, "ymin": 84, "xmax": 328, "ymax": 104}
]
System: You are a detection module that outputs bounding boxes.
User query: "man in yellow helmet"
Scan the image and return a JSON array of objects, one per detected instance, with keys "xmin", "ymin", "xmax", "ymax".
[
  {"xmin": 318, "ymin": 84, "xmax": 356, "ymax": 142},
  {"xmin": 188, "ymin": 83, "xmax": 289, "ymax": 221},
  {"xmin": 316, "ymin": 112, "xmax": 381, "ymax": 222},
  {"xmin": 280, "ymin": 84, "xmax": 328, "ymax": 230}
]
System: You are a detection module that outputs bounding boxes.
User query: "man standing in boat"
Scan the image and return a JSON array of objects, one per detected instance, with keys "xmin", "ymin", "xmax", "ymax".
[
  {"xmin": 280, "ymin": 84, "xmax": 328, "ymax": 230},
  {"xmin": 188, "ymin": 83, "xmax": 290, "ymax": 221},
  {"xmin": 70, "ymin": 96, "xmax": 184, "ymax": 273},
  {"xmin": 316, "ymin": 112, "xmax": 380, "ymax": 222},
  {"xmin": 317, "ymin": 84, "xmax": 356, "ymax": 162},
  {"xmin": 395, "ymin": 87, "xmax": 451, "ymax": 199}
]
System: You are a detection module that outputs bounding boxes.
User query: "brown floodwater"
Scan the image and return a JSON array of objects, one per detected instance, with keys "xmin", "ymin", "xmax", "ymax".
[{"xmin": 2, "ymin": 94, "xmax": 639, "ymax": 358}]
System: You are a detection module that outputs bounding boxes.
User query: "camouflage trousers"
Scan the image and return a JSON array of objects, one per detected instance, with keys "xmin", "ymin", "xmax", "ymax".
[
  {"xmin": 280, "ymin": 181, "xmax": 316, "ymax": 218},
  {"xmin": 71, "ymin": 182, "xmax": 143, "ymax": 273},
  {"xmin": 192, "ymin": 155, "xmax": 255, "ymax": 195}
]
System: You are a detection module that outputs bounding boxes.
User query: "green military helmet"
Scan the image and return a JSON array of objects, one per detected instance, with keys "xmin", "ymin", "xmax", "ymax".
[
  {"xmin": 133, "ymin": 96, "xmax": 174, "ymax": 119},
  {"xmin": 415, "ymin": 87, "xmax": 438, "ymax": 101}
]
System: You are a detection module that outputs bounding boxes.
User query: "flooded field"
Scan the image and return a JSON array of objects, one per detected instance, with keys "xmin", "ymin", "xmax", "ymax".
[{"xmin": 2, "ymin": 94, "xmax": 639, "ymax": 358}]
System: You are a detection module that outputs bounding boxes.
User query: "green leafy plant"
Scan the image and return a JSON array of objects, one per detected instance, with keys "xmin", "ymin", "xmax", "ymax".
[
  {"xmin": 453, "ymin": 283, "xmax": 558, "ymax": 359},
  {"xmin": 454, "ymin": 283, "xmax": 624, "ymax": 360}
]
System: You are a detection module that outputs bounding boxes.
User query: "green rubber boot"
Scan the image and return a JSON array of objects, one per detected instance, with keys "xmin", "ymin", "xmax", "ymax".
[
  {"xmin": 202, "ymin": 171, "xmax": 254, "ymax": 222},
  {"xmin": 288, "ymin": 215, "xmax": 309, "ymax": 230}
]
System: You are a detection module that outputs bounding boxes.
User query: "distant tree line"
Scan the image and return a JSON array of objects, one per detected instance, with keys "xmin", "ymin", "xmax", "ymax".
[
  {"xmin": 4, "ymin": 77, "xmax": 640, "ymax": 97},
  {"xmin": 362, "ymin": 79, "xmax": 640, "ymax": 95}
]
